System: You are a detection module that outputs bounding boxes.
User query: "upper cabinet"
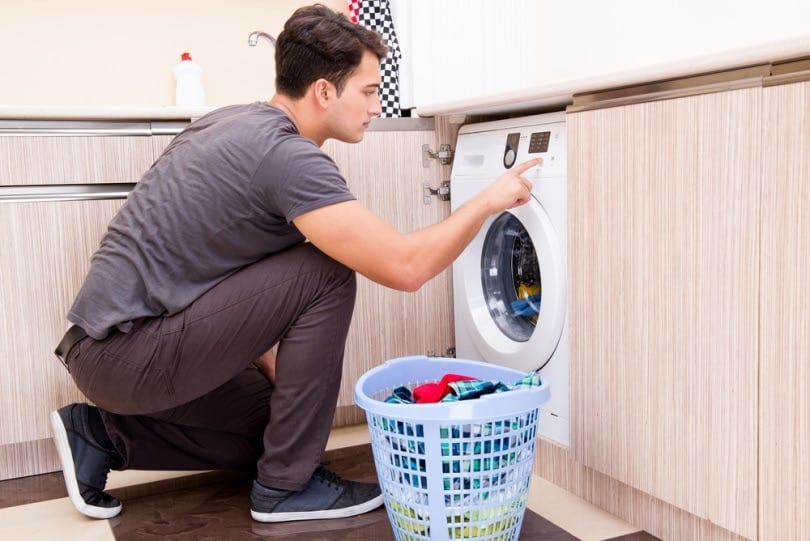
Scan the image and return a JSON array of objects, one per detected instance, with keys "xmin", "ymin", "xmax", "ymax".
[{"xmin": 395, "ymin": 0, "xmax": 810, "ymax": 116}]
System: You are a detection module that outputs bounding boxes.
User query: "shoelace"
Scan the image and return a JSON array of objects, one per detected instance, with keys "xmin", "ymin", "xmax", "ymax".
[
  {"xmin": 313, "ymin": 466, "xmax": 343, "ymax": 489},
  {"xmin": 66, "ymin": 427, "xmax": 117, "ymax": 489}
]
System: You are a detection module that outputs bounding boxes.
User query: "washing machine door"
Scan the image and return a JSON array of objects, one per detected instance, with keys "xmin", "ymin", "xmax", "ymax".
[{"xmin": 459, "ymin": 196, "xmax": 566, "ymax": 372}]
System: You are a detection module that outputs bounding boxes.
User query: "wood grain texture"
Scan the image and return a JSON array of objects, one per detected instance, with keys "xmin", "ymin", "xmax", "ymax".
[
  {"xmin": 0, "ymin": 136, "xmax": 170, "ymax": 480},
  {"xmin": 0, "ymin": 439, "xmax": 60, "ymax": 481},
  {"xmin": 0, "ymin": 199, "xmax": 125, "ymax": 479},
  {"xmin": 1, "ymin": 123, "xmax": 457, "ymax": 478},
  {"xmin": 0, "ymin": 136, "xmax": 156, "ymax": 185},
  {"xmin": 759, "ymin": 81, "xmax": 810, "ymax": 541},
  {"xmin": 566, "ymin": 88, "xmax": 760, "ymax": 538},
  {"xmin": 535, "ymin": 440, "xmax": 747, "ymax": 541},
  {"xmin": 323, "ymin": 120, "xmax": 457, "ymax": 418}
]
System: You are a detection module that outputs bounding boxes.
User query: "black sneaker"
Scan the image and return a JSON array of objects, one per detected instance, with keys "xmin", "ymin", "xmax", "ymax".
[
  {"xmin": 250, "ymin": 466, "xmax": 383, "ymax": 523},
  {"xmin": 50, "ymin": 403, "xmax": 123, "ymax": 519}
]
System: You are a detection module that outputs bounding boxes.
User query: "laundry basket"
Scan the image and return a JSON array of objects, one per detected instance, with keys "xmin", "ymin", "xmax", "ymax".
[{"xmin": 355, "ymin": 355, "xmax": 550, "ymax": 541}]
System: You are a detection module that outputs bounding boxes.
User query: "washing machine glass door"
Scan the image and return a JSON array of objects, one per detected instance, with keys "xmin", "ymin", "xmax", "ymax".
[
  {"xmin": 465, "ymin": 197, "xmax": 566, "ymax": 371},
  {"xmin": 481, "ymin": 212, "xmax": 542, "ymax": 342}
]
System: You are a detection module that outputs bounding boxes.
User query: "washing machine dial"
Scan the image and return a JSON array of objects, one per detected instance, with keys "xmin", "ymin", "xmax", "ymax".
[
  {"xmin": 503, "ymin": 132, "xmax": 520, "ymax": 169},
  {"xmin": 504, "ymin": 148, "xmax": 516, "ymax": 168}
]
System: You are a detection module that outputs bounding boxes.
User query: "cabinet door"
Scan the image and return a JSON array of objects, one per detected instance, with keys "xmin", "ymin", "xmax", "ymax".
[
  {"xmin": 401, "ymin": 1, "xmax": 545, "ymax": 110},
  {"xmin": 0, "ymin": 135, "xmax": 155, "ymax": 186},
  {"xmin": 760, "ymin": 80, "xmax": 810, "ymax": 540},
  {"xmin": 323, "ymin": 124, "xmax": 455, "ymax": 425},
  {"xmin": 0, "ymin": 136, "xmax": 168, "ymax": 480},
  {"xmin": 0, "ymin": 200, "xmax": 125, "ymax": 479},
  {"xmin": 568, "ymin": 89, "xmax": 760, "ymax": 538}
]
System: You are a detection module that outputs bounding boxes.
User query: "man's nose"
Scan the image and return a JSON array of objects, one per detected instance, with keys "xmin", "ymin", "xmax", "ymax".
[{"xmin": 370, "ymin": 95, "xmax": 382, "ymax": 117}]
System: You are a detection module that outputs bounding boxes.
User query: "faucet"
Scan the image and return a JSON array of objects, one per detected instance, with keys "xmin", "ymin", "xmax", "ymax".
[{"xmin": 248, "ymin": 31, "xmax": 276, "ymax": 48}]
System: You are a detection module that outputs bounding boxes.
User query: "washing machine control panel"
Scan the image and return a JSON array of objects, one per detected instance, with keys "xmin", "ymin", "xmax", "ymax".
[
  {"xmin": 452, "ymin": 113, "xmax": 566, "ymax": 179},
  {"xmin": 499, "ymin": 125, "xmax": 565, "ymax": 178},
  {"xmin": 528, "ymin": 131, "xmax": 551, "ymax": 153}
]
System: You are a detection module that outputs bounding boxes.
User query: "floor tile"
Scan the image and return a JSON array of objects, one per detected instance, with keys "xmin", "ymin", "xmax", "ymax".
[{"xmin": 0, "ymin": 424, "xmax": 653, "ymax": 540}]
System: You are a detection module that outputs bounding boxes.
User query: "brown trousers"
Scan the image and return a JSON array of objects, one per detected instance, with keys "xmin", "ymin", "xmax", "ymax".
[{"xmin": 65, "ymin": 243, "xmax": 357, "ymax": 491}]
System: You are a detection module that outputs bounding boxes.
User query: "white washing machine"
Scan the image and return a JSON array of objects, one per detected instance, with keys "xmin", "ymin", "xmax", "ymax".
[{"xmin": 450, "ymin": 111, "xmax": 569, "ymax": 446}]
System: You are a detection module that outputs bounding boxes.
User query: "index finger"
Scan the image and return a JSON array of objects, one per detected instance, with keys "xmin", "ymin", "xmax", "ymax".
[{"xmin": 511, "ymin": 158, "xmax": 542, "ymax": 174}]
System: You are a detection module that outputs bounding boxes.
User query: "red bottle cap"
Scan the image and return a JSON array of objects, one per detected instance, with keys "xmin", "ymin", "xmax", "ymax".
[{"xmin": 181, "ymin": 52, "xmax": 192, "ymax": 61}]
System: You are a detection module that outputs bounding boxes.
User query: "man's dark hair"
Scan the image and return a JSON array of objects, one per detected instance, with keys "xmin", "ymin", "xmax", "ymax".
[{"xmin": 275, "ymin": 4, "xmax": 388, "ymax": 98}]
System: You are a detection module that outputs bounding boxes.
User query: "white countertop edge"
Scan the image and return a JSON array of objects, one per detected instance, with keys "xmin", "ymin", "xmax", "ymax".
[
  {"xmin": 415, "ymin": 36, "xmax": 810, "ymax": 117},
  {"xmin": 0, "ymin": 105, "xmax": 220, "ymax": 120}
]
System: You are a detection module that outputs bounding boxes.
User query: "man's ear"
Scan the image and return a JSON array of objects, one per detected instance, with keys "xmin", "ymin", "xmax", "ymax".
[{"xmin": 314, "ymin": 79, "xmax": 332, "ymax": 107}]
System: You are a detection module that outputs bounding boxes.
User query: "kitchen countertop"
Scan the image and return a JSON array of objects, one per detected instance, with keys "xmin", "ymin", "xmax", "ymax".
[
  {"xmin": 0, "ymin": 105, "xmax": 217, "ymax": 121},
  {"xmin": 0, "ymin": 105, "xmax": 435, "ymax": 136}
]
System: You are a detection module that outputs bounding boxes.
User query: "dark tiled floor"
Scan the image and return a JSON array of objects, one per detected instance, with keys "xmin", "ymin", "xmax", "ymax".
[{"xmin": 1, "ymin": 444, "xmax": 659, "ymax": 541}]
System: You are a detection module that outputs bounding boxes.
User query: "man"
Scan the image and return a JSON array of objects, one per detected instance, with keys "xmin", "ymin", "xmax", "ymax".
[{"xmin": 50, "ymin": 4, "xmax": 539, "ymax": 523}]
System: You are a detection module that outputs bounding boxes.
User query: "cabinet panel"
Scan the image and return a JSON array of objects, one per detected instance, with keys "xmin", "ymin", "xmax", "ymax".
[
  {"xmin": 323, "ymin": 125, "xmax": 455, "ymax": 424},
  {"xmin": 0, "ymin": 135, "xmax": 171, "ymax": 480},
  {"xmin": 0, "ymin": 199, "xmax": 125, "ymax": 479},
  {"xmin": 760, "ymin": 81, "xmax": 810, "ymax": 540},
  {"xmin": 0, "ymin": 136, "xmax": 156, "ymax": 185},
  {"xmin": 0, "ymin": 126, "xmax": 454, "ymax": 476},
  {"xmin": 568, "ymin": 88, "xmax": 759, "ymax": 537}
]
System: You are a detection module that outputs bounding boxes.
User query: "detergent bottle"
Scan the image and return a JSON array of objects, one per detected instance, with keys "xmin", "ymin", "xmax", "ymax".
[{"xmin": 173, "ymin": 52, "xmax": 206, "ymax": 107}]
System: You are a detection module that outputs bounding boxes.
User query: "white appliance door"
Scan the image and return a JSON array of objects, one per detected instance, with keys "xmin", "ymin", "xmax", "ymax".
[{"xmin": 458, "ymin": 196, "xmax": 566, "ymax": 372}]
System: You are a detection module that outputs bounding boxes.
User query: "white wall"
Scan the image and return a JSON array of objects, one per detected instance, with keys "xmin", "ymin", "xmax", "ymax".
[{"xmin": 0, "ymin": 0, "xmax": 345, "ymax": 107}]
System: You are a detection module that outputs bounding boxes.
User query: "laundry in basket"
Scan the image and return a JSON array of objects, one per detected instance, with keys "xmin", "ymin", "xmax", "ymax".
[{"xmin": 355, "ymin": 355, "xmax": 550, "ymax": 541}]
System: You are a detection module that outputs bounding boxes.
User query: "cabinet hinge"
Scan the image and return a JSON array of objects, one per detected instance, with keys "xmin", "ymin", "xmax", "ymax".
[
  {"xmin": 427, "ymin": 347, "xmax": 456, "ymax": 358},
  {"xmin": 423, "ymin": 180, "xmax": 451, "ymax": 205},
  {"xmin": 422, "ymin": 143, "xmax": 454, "ymax": 167}
]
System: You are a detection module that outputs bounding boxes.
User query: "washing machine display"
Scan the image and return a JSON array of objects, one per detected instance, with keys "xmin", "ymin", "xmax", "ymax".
[
  {"xmin": 528, "ymin": 131, "xmax": 551, "ymax": 153},
  {"xmin": 481, "ymin": 212, "xmax": 541, "ymax": 342}
]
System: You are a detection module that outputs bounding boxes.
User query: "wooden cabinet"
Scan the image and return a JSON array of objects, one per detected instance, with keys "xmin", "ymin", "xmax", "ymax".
[
  {"xmin": 0, "ymin": 135, "xmax": 161, "ymax": 480},
  {"xmin": 0, "ymin": 119, "xmax": 456, "ymax": 479},
  {"xmin": 567, "ymin": 88, "xmax": 761, "ymax": 538},
  {"xmin": 399, "ymin": 1, "xmax": 546, "ymax": 111},
  {"xmin": 0, "ymin": 199, "xmax": 127, "ymax": 479},
  {"xmin": 323, "ymin": 119, "xmax": 456, "ymax": 426},
  {"xmin": 759, "ymin": 80, "xmax": 810, "ymax": 540},
  {"xmin": 0, "ymin": 136, "xmax": 156, "ymax": 186}
]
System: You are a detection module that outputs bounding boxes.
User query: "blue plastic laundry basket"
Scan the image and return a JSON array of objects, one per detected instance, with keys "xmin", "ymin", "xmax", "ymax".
[{"xmin": 355, "ymin": 355, "xmax": 550, "ymax": 541}]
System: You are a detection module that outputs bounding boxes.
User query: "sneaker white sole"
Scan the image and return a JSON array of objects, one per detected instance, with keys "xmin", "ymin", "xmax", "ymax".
[
  {"xmin": 250, "ymin": 493, "xmax": 384, "ymax": 523},
  {"xmin": 50, "ymin": 410, "xmax": 122, "ymax": 519}
]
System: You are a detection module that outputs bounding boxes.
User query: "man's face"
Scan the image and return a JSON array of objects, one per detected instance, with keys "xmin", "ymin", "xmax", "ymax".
[{"xmin": 327, "ymin": 51, "xmax": 382, "ymax": 143}]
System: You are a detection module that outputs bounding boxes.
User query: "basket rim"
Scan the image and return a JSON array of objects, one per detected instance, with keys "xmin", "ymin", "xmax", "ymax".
[{"xmin": 354, "ymin": 355, "xmax": 550, "ymax": 421}]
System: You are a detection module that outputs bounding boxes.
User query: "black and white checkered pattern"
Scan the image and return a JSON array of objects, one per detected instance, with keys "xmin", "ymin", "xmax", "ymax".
[{"xmin": 356, "ymin": 0, "xmax": 402, "ymax": 118}]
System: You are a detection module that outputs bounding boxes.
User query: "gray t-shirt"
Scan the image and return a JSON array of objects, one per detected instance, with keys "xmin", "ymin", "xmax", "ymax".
[{"xmin": 69, "ymin": 102, "xmax": 355, "ymax": 339}]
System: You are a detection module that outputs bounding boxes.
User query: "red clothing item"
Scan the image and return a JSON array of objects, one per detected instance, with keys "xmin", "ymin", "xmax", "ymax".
[{"xmin": 413, "ymin": 374, "xmax": 476, "ymax": 404}]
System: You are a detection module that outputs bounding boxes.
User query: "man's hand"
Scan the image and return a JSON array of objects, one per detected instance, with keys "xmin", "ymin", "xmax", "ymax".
[
  {"xmin": 476, "ymin": 158, "xmax": 541, "ymax": 212},
  {"xmin": 255, "ymin": 349, "xmax": 277, "ymax": 384}
]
